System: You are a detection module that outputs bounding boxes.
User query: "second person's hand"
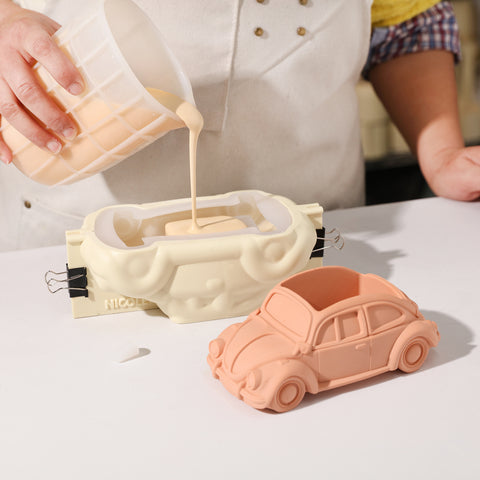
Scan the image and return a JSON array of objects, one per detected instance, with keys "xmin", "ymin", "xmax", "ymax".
[
  {"xmin": 420, "ymin": 146, "xmax": 480, "ymax": 201},
  {"xmin": 0, "ymin": 0, "xmax": 84, "ymax": 164}
]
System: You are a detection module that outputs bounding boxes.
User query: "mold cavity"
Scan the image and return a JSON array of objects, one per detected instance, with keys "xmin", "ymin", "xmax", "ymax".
[
  {"xmin": 113, "ymin": 205, "xmax": 274, "ymax": 247},
  {"xmin": 164, "ymin": 215, "xmax": 248, "ymax": 236},
  {"xmin": 97, "ymin": 192, "xmax": 293, "ymax": 249}
]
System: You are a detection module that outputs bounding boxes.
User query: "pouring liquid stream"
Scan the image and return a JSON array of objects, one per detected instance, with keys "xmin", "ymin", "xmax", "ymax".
[{"xmin": 146, "ymin": 88, "xmax": 247, "ymax": 236}]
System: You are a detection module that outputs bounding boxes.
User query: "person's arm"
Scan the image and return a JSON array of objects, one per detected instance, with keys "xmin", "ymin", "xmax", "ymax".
[
  {"xmin": 0, "ymin": 0, "xmax": 83, "ymax": 163},
  {"xmin": 366, "ymin": 1, "xmax": 480, "ymax": 202},
  {"xmin": 369, "ymin": 49, "xmax": 480, "ymax": 201}
]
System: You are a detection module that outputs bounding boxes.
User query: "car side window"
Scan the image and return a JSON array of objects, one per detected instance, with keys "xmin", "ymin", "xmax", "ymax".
[
  {"xmin": 337, "ymin": 310, "xmax": 361, "ymax": 340},
  {"xmin": 314, "ymin": 309, "xmax": 364, "ymax": 346},
  {"xmin": 314, "ymin": 318, "xmax": 336, "ymax": 345},
  {"xmin": 367, "ymin": 303, "xmax": 404, "ymax": 333}
]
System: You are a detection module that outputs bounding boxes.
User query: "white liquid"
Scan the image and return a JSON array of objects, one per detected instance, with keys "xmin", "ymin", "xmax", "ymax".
[{"xmin": 147, "ymin": 88, "xmax": 247, "ymax": 236}]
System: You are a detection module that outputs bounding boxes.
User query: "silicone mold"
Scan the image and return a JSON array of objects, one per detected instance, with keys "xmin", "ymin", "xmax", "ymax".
[
  {"xmin": 207, "ymin": 266, "xmax": 440, "ymax": 413},
  {"xmin": 66, "ymin": 190, "xmax": 324, "ymax": 322}
]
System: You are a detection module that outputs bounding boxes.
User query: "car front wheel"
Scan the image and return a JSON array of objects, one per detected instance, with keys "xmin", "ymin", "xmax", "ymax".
[
  {"xmin": 398, "ymin": 337, "xmax": 430, "ymax": 373},
  {"xmin": 270, "ymin": 377, "xmax": 306, "ymax": 413}
]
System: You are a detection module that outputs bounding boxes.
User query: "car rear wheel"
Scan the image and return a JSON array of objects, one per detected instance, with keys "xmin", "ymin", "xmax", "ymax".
[
  {"xmin": 271, "ymin": 377, "xmax": 306, "ymax": 413},
  {"xmin": 398, "ymin": 337, "xmax": 430, "ymax": 373}
]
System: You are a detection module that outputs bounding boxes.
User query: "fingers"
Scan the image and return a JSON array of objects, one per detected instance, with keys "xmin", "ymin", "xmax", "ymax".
[
  {"xmin": 0, "ymin": 75, "xmax": 63, "ymax": 154},
  {"xmin": 3, "ymin": 52, "xmax": 78, "ymax": 136},
  {"xmin": 0, "ymin": 13, "xmax": 84, "ymax": 157},
  {"xmin": 462, "ymin": 145, "xmax": 480, "ymax": 167},
  {"xmin": 427, "ymin": 149, "xmax": 480, "ymax": 201},
  {"xmin": 23, "ymin": 28, "xmax": 84, "ymax": 95},
  {"xmin": 458, "ymin": 150, "xmax": 480, "ymax": 200}
]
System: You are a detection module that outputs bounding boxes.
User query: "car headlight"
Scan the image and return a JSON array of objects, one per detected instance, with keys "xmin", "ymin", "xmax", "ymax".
[
  {"xmin": 208, "ymin": 338, "xmax": 225, "ymax": 358},
  {"xmin": 246, "ymin": 370, "xmax": 262, "ymax": 390}
]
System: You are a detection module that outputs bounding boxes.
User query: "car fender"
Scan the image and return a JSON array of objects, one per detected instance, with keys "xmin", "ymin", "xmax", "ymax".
[
  {"xmin": 388, "ymin": 320, "xmax": 438, "ymax": 370},
  {"xmin": 257, "ymin": 359, "xmax": 317, "ymax": 399}
]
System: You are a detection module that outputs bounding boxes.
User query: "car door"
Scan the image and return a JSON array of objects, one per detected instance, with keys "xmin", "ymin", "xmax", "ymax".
[
  {"xmin": 313, "ymin": 307, "xmax": 370, "ymax": 381},
  {"xmin": 364, "ymin": 302, "xmax": 408, "ymax": 370}
]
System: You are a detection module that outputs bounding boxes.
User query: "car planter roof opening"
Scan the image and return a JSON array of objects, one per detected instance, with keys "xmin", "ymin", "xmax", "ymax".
[{"xmin": 207, "ymin": 266, "xmax": 440, "ymax": 413}]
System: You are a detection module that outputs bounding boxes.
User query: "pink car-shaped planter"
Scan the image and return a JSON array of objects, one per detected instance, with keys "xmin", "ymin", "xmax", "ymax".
[{"xmin": 207, "ymin": 266, "xmax": 440, "ymax": 413}]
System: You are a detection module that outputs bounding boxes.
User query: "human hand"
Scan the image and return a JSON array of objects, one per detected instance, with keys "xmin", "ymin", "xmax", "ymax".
[
  {"xmin": 369, "ymin": 49, "xmax": 480, "ymax": 203},
  {"xmin": 0, "ymin": 1, "xmax": 84, "ymax": 164},
  {"xmin": 420, "ymin": 146, "xmax": 480, "ymax": 202}
]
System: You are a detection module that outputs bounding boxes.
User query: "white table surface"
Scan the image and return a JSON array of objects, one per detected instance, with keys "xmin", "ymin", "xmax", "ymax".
[{"xmin": 0, "ymin": 197, "xmax": 479, "ymax": 479}]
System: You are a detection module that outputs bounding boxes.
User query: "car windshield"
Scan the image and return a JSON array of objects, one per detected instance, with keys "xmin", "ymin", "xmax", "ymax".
[{"xmin": 264, "ymin": 293, "xmax": 312, "ymax": 340}]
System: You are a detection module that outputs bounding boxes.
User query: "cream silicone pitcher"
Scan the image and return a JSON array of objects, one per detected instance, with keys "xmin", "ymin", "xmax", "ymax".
[{"xmin": 0, "ymin": 0, "xmax": 194, "ymax": 186}]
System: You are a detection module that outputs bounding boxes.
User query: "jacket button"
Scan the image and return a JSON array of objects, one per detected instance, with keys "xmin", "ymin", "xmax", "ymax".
[
  {"xmin": 254, "ymin": 27, "xmax": 264, "ymax": 37},
  {"xmin": 256, "ymin": 0, "xmax": 265, "ymax": 3},
  {"xmin": 24, "ymin": 200, "xmax": 32, "ymax": 209},
  {"xmin": 297, "ymin": 26, "xmax": 306, "ymax": 36},
  {"xmin": 299, "ymin": 0, "xmax": 308, "ymax": 5}
]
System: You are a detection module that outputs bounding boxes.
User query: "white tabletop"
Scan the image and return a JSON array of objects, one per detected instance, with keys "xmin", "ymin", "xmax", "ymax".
[{"xmin": 0, "ymin": 197, "xmax": 479, "ymax": 479}]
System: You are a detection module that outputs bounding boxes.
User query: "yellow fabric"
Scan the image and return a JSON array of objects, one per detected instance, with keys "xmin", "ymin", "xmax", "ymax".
[{"xmin": 372, "ymin": 0, "xmax": 440, "ymax": 27}]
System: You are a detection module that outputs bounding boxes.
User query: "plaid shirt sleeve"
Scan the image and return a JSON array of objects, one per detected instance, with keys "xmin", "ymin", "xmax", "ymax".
[{"xmin": 363, "ymin": 1, "xmax": 461, "ymax": 78}]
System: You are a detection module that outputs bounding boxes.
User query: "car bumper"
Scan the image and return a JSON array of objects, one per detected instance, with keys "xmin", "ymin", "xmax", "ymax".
[
  {"xmin": 208, "ymin": 359, "xmax": 269, "ymax": 409},
  {"xmin": 239, "ymin": 387, "xmax": 269, "ymax": 410}
]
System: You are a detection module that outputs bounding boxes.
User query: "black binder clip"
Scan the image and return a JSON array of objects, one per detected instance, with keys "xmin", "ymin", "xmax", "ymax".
[
  {"xmin": 45, "ymin": 264, "xmax": 88, "ymax": 298},
  {"xmin": 310, "ymin": 227, "xmax": 344, "ymax": 258}
]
